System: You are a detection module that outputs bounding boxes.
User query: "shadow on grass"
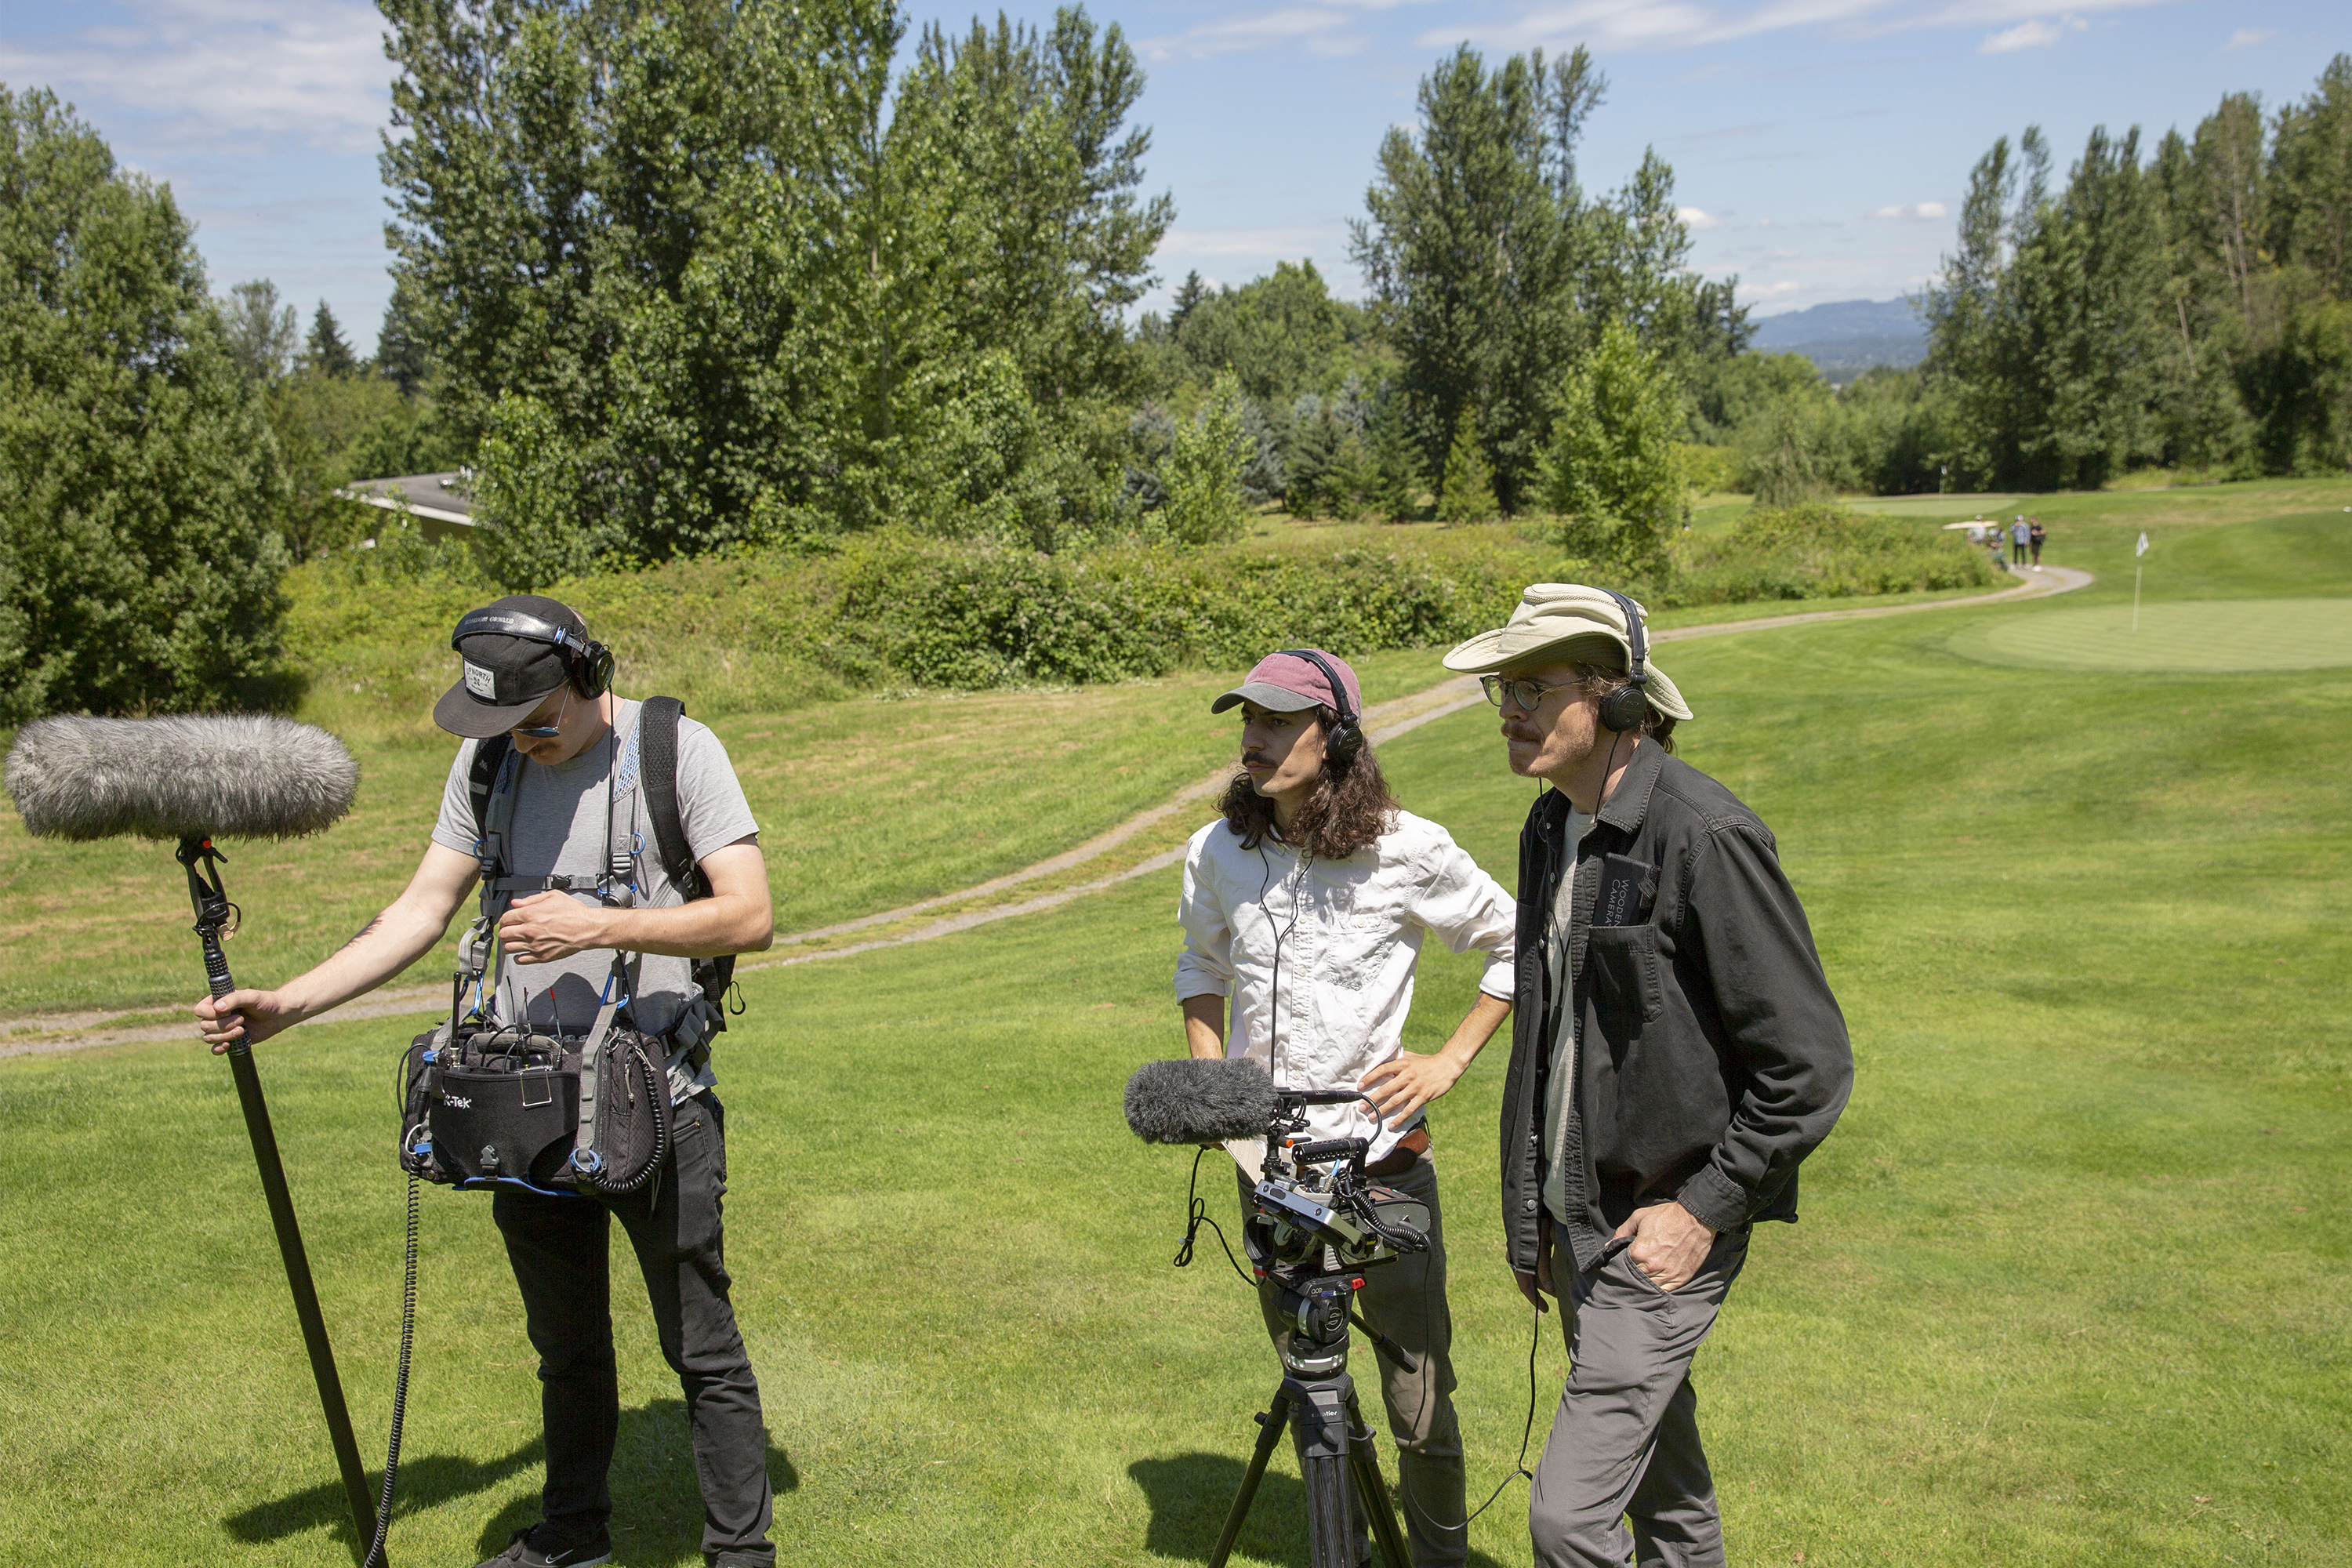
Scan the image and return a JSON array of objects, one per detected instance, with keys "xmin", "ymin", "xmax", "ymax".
[
  {"xmin": 1129, "ymin": 1452, "xmax": 1508, "ymax": 1568},
  {"xmin": 226, "ymin": 1397, "xmax": 799, "ymax": 1566}
]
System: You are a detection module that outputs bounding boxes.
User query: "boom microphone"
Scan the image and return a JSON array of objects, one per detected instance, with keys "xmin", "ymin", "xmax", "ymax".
[
  {"xmin": 5, "ymin": 713, "xmax": 358, "ymax": 841},
  {"xmin": 1125, "ymin": 1056, "xmax": 1281, "ymax": 1145},
  {"xmin": 2, "ymin": 710, "xmax": 379, "ymax": 1556}
]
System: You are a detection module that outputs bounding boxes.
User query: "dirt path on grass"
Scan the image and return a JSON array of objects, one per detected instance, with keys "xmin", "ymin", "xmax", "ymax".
[{"xmin": 2, "ymin": 564, "xmax": 2087, "ymax": 1058}]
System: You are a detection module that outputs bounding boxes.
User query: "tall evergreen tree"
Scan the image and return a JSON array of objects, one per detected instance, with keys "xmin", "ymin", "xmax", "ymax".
[{"xmin": 305, "ymin": 299, "xmax": 357, "ymax": 377}]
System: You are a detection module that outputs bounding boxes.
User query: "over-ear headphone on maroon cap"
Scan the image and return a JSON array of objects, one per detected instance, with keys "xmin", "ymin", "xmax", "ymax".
[
  {"xmin": 1280, "ymin": 648, "xmax": 1363, "ymax": 764},
  {"xmin": 449, "ymin": 608, "xmax": 615, "ymax": 699}
]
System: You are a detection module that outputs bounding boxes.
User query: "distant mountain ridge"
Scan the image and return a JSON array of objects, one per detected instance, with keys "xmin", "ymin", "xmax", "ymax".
[{"xmin": 1751, "ymin": 298, "xmax": 1926, "ymax": 376}]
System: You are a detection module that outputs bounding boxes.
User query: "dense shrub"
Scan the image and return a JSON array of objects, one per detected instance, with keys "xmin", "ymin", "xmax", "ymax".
[{"xmin": 1667, "ymin": 504, "xmax": 2000, "ymax": 604}]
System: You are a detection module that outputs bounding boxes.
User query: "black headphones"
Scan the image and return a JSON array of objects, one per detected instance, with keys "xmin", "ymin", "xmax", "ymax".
[
  {"xmin": 450, "ymin": 608, "xmax": 615, "ymax": 699},
  {"xmin": 1595, "ymin": 590, "xmax": 1653, "ymax": 735},
  {"xmin": 1280, "ymin": 648, "xmax": 1363, "ymax": 764}
]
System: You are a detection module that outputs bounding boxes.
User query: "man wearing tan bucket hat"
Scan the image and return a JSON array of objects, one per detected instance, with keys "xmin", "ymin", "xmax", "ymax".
[{"xmin": 1443, "ymin": 586, "xmax": 1853, "ymax": 1568}]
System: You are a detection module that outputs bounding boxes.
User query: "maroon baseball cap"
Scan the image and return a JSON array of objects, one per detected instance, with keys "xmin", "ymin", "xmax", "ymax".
[{"xmin": 1210, "ymin": 649, "xmax": 1363, "ymax": 717}]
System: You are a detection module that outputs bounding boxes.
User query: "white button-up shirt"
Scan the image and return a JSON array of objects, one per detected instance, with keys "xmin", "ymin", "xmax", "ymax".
[{"xmin": 1175, "ymin": 809, "xmax": 1518, "ymax": 1163}]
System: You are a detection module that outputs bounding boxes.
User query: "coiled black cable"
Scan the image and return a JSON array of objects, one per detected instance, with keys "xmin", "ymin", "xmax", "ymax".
[{"xmin": 361, "ymin": 1170, "xmax": 419, "ymax": 1568}]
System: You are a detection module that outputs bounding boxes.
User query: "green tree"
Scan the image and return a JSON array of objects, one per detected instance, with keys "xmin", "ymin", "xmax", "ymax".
[
  {"xmin": 1927, "ymin": 123, "xmax": 2166, "ymax": 488},
  {"xmin": 1362, "ymin": 381, "xmax": 1424, "ymax": 521},
  {"xmin": 1162, "ymin": 370, "xmax": 1249, "ymax": 544},
  {"xmin": 1351, "ymin": 44, "xmax": 1744, "ymax": 511},
  {"xmin": 1539, "ymin": 320, "xmax": 1682, "ymax": 568},
  {"xmin": 1435, "ymin": 405, "xmax": 1498, "ymax": 521},
  {"xmin": 220, "ymin": 278, "xmax": 297, "ymax": 384},
  {"xmin": 304, "ymin": 300, "xmax": 357, "ymax": 377},
  {"xmin": 383, "ymin": 0, "xmax": 1167, "ymax": 568},
  {"xmin": 0, "ymin": 88, "xmax": 289, "ymax": 719}
]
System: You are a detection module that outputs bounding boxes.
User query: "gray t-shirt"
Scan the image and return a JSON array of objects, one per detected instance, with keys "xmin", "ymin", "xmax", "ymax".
[
  {"xmin": 1541, "ymin": 808, "xmax": 1596, "ymax": 1225},
  {"xmin": 431, "ymin": 699, "xmax": 760, "ymax": 1088}
]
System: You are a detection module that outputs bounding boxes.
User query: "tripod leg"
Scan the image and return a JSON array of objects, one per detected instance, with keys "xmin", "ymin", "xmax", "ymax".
[
  {"xmin": 1345, "ymin": 1391, "xmax": 1411, "ymax": 1568},
  {"xmin": 1209, "ymin": 1391, "xmax": 1291, "ymax": 1568},
  {"xmin": 1301, "ymin": 1451, "xmax": 1359, "ymax": 1568},
  {"xmin": 205, "ymin": 927, "xmax": 381, "ymax": 1566}
]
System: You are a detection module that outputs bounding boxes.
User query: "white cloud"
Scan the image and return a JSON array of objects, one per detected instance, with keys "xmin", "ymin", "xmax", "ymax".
[
  {"xmin": 1740, "ymin": 278, "xmax": 1805, "ymax": 300},
  {"xmin": 1979, "ymin": 14, "xmax": 2090, "ymax": 51},
  {"xmin": 1415, "ymin": 0, "xmax": 2162, "ymax": 57},
  {"xmin": 1138, "ymin": 4, "xmax": 1374, "ymax": 62},
  {"xmin": 1981, "ymin": 18, "xmax": 2060, "ymax": 49},
  {"xmin": 1871, "ymin": 201, "xmax": 1949, "ymax": 220},
  {"xmin": 1918, "ymin": 200, "xmax": 1948, "ymax": 218},
  {"xmin": 1156, "ymin": 224, "xmax": 1350, "ymax": 259},
  {"xmin": 1678, "ymin": 205, "xmax": 1724, "ymax": 230},
  {"xmin": 0, "ymin": 0, "xmax": 387, "ymax": 152},
  {"xmin": 2226, "ymin": 27, "xmax": 2270, "ymax": 48}
]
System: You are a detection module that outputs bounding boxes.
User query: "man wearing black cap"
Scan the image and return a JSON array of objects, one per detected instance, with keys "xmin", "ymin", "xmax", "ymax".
[{"xmin": 195, "ymin": 594, "xmax": 779, "ymax": 1568}]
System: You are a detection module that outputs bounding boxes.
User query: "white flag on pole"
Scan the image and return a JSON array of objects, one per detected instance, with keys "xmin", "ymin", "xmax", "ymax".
[{"xmin": 2136, "ymin": 532, "xmax": 2150, "ymax": 557}]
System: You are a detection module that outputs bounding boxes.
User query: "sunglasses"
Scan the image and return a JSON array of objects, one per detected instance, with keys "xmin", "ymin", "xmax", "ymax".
[
  {"xmin": 1480, "ymin": 673, "xmax": 1586, "ymax": 712},
  {"xmin": 514, "ymin": 688, "xmax": 571, "ymax": 739}
]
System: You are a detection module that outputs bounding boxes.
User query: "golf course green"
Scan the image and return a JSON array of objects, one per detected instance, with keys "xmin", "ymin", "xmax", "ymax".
[{"xmin": 0, "ymin": 478, "xmax": 2345, "ymax": 1566}]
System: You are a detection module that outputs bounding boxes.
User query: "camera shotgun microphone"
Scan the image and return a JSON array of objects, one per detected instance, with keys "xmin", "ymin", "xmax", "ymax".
[
  {"xmin": 1125, "ymin": 1057, "xmax": 1283, "ymax": 1145},
  {"xmin": 4, "ymin": 712, "xmax": 377, "ymax": 1553}
]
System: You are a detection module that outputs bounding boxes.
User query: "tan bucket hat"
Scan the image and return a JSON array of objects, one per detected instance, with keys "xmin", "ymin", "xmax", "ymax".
[{"xmin": 1443, "ymin": 583, "xmax": 1695, "ymax": 720}]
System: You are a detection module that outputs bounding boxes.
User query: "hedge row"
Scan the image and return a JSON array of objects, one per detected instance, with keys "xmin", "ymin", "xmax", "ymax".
[{"xmin": 283, "ymin": 511, "xmax": 1994, "ymax": 740}]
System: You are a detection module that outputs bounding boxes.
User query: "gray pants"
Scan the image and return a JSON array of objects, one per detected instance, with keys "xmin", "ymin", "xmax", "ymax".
[
  {"xmin": 1529, "ymin": 1221, "xmax": 1750, "ymax": 1568},
  {"xmin": 1241, "ymin": 1156, "xmax": 1467, "ymax": 1567}
]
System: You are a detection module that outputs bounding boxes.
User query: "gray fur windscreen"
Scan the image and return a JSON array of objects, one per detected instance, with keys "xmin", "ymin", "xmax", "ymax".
[
  {"xmin": 1124, "ymin": 1056, "xmax": 1279, "ymax": 1145},
  {"xmin": 4, "ymin": 714, "xmax": 360, "ymax": 841}
]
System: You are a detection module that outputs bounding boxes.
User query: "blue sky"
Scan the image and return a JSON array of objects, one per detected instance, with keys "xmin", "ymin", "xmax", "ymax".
[{"xmin": 2, "ymin": 0, "xmax": 2341, "ymax": 349}]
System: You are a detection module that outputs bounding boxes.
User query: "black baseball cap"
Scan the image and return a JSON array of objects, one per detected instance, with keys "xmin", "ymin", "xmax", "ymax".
[{"xmin": 433, "ymin": 594, "xmax": 592, "ymax": 739}]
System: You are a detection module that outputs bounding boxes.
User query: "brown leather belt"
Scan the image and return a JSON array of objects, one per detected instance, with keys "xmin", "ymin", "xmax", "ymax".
[{"xmin": 1365, "ymin": 1125, "xmax": 1430, "ymax": 1178}]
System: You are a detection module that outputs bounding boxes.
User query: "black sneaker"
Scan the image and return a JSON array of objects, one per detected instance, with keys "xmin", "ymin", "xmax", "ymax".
[{"xmin": 474, "ymin": 1522, "xmax": 613, "ymax": 1567}]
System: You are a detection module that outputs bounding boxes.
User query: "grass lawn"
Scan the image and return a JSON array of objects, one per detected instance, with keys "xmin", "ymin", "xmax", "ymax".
[
  {"xmin": 0, "ymin": 648, "xmax": 1459, "ymax": 1018},
  {"xmin": 1, "ymin": 481, "xmax": 2347, "ymax": 1565}
]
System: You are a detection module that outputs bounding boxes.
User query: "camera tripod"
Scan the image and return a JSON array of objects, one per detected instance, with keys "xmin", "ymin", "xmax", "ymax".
[{"xmin": 1207, "ymin": 1265, "xmax": 1413, "ymax": 1568}]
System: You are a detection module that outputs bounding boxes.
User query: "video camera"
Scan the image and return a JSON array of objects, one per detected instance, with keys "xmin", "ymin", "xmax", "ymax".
[{"xmin": 1125, "ymin": 1057, "xmax": 1430, "ymax": 1376}]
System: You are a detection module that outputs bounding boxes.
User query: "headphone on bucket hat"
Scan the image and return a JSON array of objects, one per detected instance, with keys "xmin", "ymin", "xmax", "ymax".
[
  {"xmin": 1595, "ymin": 590, "xmax": 1653, "ymax": 736},
  {"xmin": 1280, "ymin": 648, "xmax": 1363, "ymax": 764},
  {"xmin": 449, "ymin": 607, "xmax": 615, "ymax": 699}
]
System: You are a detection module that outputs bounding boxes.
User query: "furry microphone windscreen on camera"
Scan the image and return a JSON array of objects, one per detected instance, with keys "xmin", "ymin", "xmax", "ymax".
[
  {"xmin": 1123, "ymin": 1057, "xmax": 1281, "ymax": 1145},
  {"xmin": 4, "ymin": 714, "xmax": 359, "ymax": 841}
]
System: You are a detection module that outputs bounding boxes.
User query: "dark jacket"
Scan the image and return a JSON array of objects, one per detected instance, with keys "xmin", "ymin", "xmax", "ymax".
[{"xmin": 1499, "ymin": 740, "xmax": 1853, "ymax": 1275}]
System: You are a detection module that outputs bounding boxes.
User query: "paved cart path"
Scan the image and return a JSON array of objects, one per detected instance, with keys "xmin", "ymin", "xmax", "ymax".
[{"xmin": 2, "ymin": 565, "xmax": 2089, "ymax": 1058}]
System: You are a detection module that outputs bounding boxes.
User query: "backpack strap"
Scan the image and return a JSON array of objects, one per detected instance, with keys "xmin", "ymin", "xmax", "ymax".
[
  {"xmin": 638, "ymin": 696, "xmax": 736, "ymax": 1019},
  {"xmin": 467, "ymin": 734, "xmax": 516, "ymax": 885}
]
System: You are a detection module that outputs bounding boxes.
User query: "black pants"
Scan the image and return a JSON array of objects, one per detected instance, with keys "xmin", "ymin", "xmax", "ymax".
[{"xmin": 491, "ymin": 1092, "xmax": 775, "ymax": 1563}]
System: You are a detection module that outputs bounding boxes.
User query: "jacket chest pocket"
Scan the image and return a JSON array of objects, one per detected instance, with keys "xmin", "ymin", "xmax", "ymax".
[{"xmin": 1587, "ymin": 924, "xmax": 1664, "ymax": 1025}]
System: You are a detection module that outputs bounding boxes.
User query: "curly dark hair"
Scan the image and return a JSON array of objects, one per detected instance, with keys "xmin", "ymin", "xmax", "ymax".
[{"xmin": 1218, "ymin": 705, "xmax": 1399, "ymax": 862}]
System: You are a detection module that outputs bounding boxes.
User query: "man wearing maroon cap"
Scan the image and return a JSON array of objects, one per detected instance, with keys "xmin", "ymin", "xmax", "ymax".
[{"xmin": 1175, "ymin": 647, "xmax": 1518, "ymax": 1566}]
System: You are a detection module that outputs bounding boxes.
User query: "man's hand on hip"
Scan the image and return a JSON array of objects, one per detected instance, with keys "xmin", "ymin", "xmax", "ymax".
[
  {"xmin": 1613, "ymin": 1201, "xmax": 1718, "ymax": 1294},
  {"xmin": 499, "ymin": 891, "xmax": 611, "ymax": 964},
  {"xmin": 1359, "ymin": 1049, "xmax": 1466, "ymax": 1126}
]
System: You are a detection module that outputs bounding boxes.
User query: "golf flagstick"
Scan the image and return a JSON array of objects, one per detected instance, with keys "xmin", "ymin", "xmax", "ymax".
[{"xmin": 2133, "ymin": 532, "xmax": 2149, "ymax": 631}]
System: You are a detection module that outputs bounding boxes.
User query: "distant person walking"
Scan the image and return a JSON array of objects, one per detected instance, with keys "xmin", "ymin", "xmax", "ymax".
[
  {"xmin": 2028, "ymin": 519, "xmax": 2046, "ymax": 567},
  {"xmin": 2010, "ymin": 516, "xmax": 2030, "ymax": 566}
]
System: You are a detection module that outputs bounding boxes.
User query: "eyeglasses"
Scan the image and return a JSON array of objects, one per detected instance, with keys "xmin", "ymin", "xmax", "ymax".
[{"xmin": 1481, "ymin": 674, "xmax": 1585, "ymax": 712}]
